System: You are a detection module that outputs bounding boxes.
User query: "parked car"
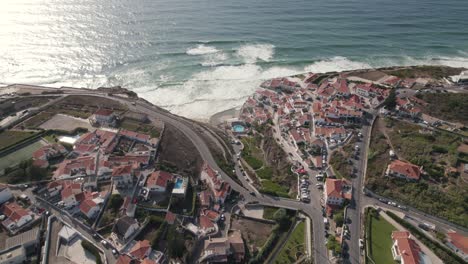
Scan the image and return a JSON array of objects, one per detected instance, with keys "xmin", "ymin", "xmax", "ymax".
[
  {"xmin": 397, "ymin": 205, "xmax": 408, "ymax": 210},
  {"xmin": 101, "ymin": 240, "xmax": 108, "ymax": 247}
]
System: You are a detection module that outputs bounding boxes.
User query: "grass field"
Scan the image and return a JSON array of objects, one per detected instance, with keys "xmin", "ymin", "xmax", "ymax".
[
  {"xmin": 368, "ymin": 212, "xmax": 396, "ymax": 264},
  {"xmin": 0, "ymin": 130, "xmax": 38, "ymax": 150},
  {"xmin": 274, "ymin": 222, "xmax": 306, "ymax": 264},
  {"xmin": 0, "ymin": 141, "xmax": 44, "ymax": 172},
  {"xmin": 120, "ymin": 119, "xmax": 161, "ymax": 138},
  {"xmin": 241, "ymin": 136, "xmax": 264, "ymax": 170},
  {"xmin": 260, "ymin": 180, "xmax": 290, "ymax": 197},
  {"xmin": 263, "ymin": 207, "xmax": 279, "ymax": 220}
]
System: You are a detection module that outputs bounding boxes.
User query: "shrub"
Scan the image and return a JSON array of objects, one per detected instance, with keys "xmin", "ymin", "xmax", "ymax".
[{"xmin": 81, "ymin": 240, "xmax": 102, "ymax": 264}]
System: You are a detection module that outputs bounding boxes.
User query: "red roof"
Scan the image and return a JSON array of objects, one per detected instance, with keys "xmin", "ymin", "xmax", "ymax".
[
  {"xmin": 203, "ymin": 209, "xmax": 220, "ymax": 221},
  {"xmin": 2, "ymin": 202, "xmax": 30, "ymax": 222},
  {"xmin": 112, "ymin": 165, "xmax": 133, "ymax": 177},
  {"xmin": 80, "ymin": 199, "xmax": 97, "ymax": 214},
  {"xmin": 165, "ymin": 211, "xmax": 176, "ymax": 225},
  {"xmin": 392, "ymin": 231, "xmax": 421, "ymax": 264},
  {"xmin": 146, "ymin": 171, "xmax": 173, "ymax": 188},
  {"xmin": 94, "ymin": 109, "xmax": 114, "ymax": 116},
  {"xmin": 447, "ymin": 232, "xmax": 468, "ymax": 254},
  {"xmin": 116, "ymin": 255, "xmax": 134, "ymax": 264},
  {"xmin": 325, "ymin": 179, "xmax": 352, "ymax": 200},
  {"xmin": 129, "ymin": 240, "xmax": 151, "ymax": 259},
  {"xmin": 199, "ymin": 215, "xmax": 215, "ymax": 230},
  {"xmin": 388, "ymin": 160, "xmax": 421, "ymax": 180}
]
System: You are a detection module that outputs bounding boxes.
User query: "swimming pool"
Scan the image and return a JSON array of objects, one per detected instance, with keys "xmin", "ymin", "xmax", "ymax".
[
  {"xmin": 174, "ymin": 178, "xmax": 184, "ymax": 189},
  {"xmin": 232, "ymin": 125, "xmax": 245, "ymax": 133}
]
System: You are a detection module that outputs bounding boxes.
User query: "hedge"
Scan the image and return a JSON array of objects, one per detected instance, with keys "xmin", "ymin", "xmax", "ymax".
[
  {"xmin": 386, "ymin": 211, "xmax": 465, "ymax": 264},
  {"xmin": 81, "ymin": 240, "xmax": 103, "ymax": 264}
]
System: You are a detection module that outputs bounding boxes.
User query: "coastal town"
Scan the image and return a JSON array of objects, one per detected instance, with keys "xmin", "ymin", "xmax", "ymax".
[{"xmin": 0, "ymin": 65, "xmax": 467, "ymax": 264}]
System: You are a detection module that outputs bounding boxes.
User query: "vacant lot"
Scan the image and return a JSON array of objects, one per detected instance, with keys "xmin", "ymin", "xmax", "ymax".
[
  {"xmin": 330, "ymin": 136, "xmax": 357, "ymax": 179},
  {"xmin": 20, "ymin": 111, "xmax": 56, "ymax": 129},
  {"xmin": 0, "ymin": 130, "xmax": 38, "ymax": 150},
  {"xmin": 40, "ymin": 114, "xmax": 94, "ymax": 132},
  {"xmin": 231, "ymin": 216, "xmax": 275, "ymax": 250},
  {"xmin": 365, "ymin": 118, "xmax": 391, "ymax": 182},
  {"xmin": 366, "ymin": 118, "xmax": 468, "ymax": 227},
  {"xmin": 120, "ymin": 119, "xmax": 161, "ymax": 138},
  {"xmin": 47, "ymin": 95, "xmax": 127, "ymax": 119},
  {"xmin": 274, "ymin": 221, "xmax": 305, "ymax": 264},
  {"xmin": 0, "ymin": 141, "xmax": 44, "ymax": 172},
  {"xmin": 367, "ymin": 211, "xmax": 396, "ymax": 264},
  {"xmin": 416, "ymin": 93, "xmax": 468, "ymax": 125}
]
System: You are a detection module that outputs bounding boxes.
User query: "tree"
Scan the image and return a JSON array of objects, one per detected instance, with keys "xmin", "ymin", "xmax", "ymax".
[
  {"xmin": 333, "ymin": 213, "xmax": 344, "ymax": 227},
  {"xmin": 383, "ymin": 89, "xmax": 397, "ymax": 110},
  {"xmin": 108, "ymin": 194, "xmax": 124, "ymax": 213},
  {"xmin": 166, "ymin": 226, "xmax": 185, "ymax": 258}
]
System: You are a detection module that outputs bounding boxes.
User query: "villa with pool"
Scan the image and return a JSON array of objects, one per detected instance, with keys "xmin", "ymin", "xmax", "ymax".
[
  {"xmin": 172, "ymin": 176, "xmax": 188, "ymax": 197},
  {"xmin": 230, "ymin": 121, "xmax": 248, "ymax": 135}
]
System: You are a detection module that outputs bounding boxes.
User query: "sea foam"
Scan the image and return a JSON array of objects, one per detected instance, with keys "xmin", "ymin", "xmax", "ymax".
[
  {"xmin": 237, "ymin": 44, "xmax": 275, "ymax": 63},
  {"xmin": 186, "ymin": 44, "xmax": 220, "ymax": 55}
]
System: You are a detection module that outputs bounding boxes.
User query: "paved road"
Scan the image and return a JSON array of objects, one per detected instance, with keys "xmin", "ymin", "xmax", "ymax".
[{"xmin": 342, "ymin": 112, "xmax": 374, "ymax": 264}]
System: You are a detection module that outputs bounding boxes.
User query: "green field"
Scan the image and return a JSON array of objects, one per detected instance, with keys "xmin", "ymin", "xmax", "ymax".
[
  {"xmin": 260, "ymin": 180, "xmax": 290, "ymax": 197},
  {"xmin": 274, "ymin": 222, "xmax": 306, "ymax": 264},
  {"xmin": 263, "ymin": 207, "xmax": 279, "ymax": 220},
  {"xmin": 368, "ymin": 212, "xmax": 396, "ymax": 264},
  {"xmin": 241, "ymin": 136, "xmax": 264, "ymax": 170},
  {"xmin": 0, "ymin": 141, "xmax": 44, "ymax": 172},
  {"xmin": 0, "ymin": 130, "xmax": 38, "ymax": 150}
]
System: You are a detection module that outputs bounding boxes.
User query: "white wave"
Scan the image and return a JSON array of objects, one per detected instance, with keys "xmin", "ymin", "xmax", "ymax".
[
  {"xmin": 201, "ymin": 52, "xmax": 228, "ymax": 67},
  {"xmin": 304, "ymin": 56, "xmax": 372, "ymax": 73},
  {"xmin": 237, "ymin": 44, "xmax": 275, "ymax": 63},
  {"xmin": 186, "ymin": 44, "xmax": 219, "ymax": 55}
]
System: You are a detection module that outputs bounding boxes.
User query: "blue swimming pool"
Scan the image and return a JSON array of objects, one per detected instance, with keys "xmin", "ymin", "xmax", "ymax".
[
  {"xmin": 174, "ymin": 178, "xmax": 184, "ymax": 189},
  {"xmin": 233, "ymin": 125, "xmax": 245, "ymax": 133}
]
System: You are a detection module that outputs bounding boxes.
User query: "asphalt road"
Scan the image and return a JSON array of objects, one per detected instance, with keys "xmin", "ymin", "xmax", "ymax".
[{"xmin": 342, "ymin": 113, "xmax": 374, "ymax": 264}]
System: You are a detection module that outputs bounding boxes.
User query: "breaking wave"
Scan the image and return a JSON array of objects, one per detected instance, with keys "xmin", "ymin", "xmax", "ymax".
[
  {"xmin": 186, "ymin": 44, "xmax": 220, "ymax": 55},
  {"xmin": 236, "ymin": 44, "xmax": 275, "ymax": 63}
]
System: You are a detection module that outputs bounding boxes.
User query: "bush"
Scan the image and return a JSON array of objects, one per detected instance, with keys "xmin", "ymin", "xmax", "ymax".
[
  {"xmin": 81, "ymin": 240, "xmax": 102, "ymax": 264},
  {"xmin": 333, "ymin": 213, "xmax": 344, "ymax": 227},
  {"xmin": 108, "ymin": 194, "xmax": 124, "ymax": 213}
]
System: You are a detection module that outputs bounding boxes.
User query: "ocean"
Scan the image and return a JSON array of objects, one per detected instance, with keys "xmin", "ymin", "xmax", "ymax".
[{"xmin": 1, "ymin": 0, "xmax": 468, "ymax": 119}]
